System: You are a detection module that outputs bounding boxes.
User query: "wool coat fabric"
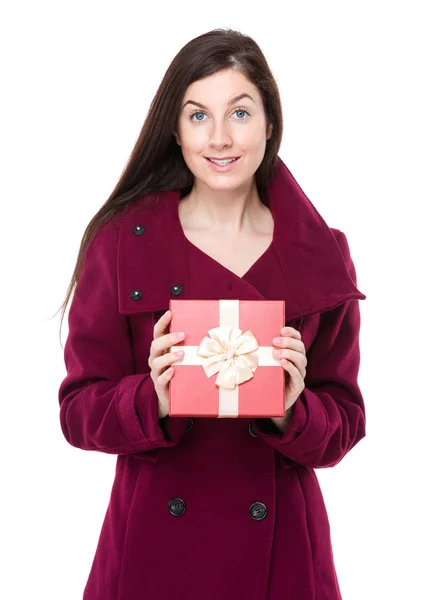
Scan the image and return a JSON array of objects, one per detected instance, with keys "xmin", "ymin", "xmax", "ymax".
[{"xmin": 58, "ymin": 156, "xmax": 367, "ymax": 600}]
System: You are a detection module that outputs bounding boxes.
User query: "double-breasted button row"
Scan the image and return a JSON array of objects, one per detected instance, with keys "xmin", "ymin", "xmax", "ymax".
[
  {"xmin": 168, "ymin": 498, "xmax": 268, "ymax": 520},
  {"xmin": 182, "ymin": 421, "xmax": 261, "ymax": 438},
  {"xmin": 184, "ymin": 419, "xmax": 255, "ymax": 435},
  {"xmin": 175, "ymin": 418, "xmax": 258, "ymax": 438},
  {"xmin": 130, "ymin": 223, "xmax": 184, "ymax": 301},
  {"xmin": 130, "ymin": 223, "xmax": 144, "ymax": 300},
  {"xmin": 129, "ymin": 285, "xmax": 183, "ymax": 301}
]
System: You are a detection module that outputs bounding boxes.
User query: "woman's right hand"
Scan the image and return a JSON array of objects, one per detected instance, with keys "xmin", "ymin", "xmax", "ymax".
[{"xmin": 148, "ymin": 310, "xmax": 185, "ymax": 419}]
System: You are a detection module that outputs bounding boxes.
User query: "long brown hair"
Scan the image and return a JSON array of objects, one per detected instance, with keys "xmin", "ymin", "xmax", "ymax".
[{"xmin": 55, "ymin": 27, "xmax": 283, "ymax": 343}]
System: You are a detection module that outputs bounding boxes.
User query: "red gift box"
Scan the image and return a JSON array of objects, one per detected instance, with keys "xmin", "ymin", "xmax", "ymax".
[{"xmin": 169, "ymin": 299, "xmax": 285, "ymax": 418}]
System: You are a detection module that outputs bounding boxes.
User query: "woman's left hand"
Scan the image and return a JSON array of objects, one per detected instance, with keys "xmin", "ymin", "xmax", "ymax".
[{"xmin": 272, "ymin": 326, "xmax": 307, "ymax": 412}]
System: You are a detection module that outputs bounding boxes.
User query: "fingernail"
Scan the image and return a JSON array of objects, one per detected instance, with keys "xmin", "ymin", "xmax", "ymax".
[{"xmin": 176, "ymin": 331, "xmax": 185, "ymax": 338}]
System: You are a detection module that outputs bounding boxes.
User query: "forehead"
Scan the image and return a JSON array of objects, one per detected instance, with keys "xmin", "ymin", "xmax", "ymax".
[{"xmin": 182, "ymin": 69, "xmax": 261, "ymax": 104}]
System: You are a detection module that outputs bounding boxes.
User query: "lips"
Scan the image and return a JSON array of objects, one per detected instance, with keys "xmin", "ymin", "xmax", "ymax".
[
  {"xmin": 206, "ymin": 156, "xmax": 239, "ymax": 160},
  {"xmin": 204, "ymin": 157, "xmax": 240, "ymax": 163}
]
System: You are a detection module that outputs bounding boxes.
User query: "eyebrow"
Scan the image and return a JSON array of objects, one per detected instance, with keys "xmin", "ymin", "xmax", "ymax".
[{"xmin": 182, "ymin": 93, "xmax": 256, "ymax": 110}]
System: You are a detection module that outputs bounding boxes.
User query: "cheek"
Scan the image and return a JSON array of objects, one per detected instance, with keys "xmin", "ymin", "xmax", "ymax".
[
  {"xmin": 234, "ymin": 125, "xmax": 267, "ymax": 150},
  {"xmin": 179, "ymin": 122, "xmax": 206, "ymax": 149}
]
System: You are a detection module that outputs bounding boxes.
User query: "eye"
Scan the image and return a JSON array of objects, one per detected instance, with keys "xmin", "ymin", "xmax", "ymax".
[
  {"xmin": 190, "ymin": 111, "xmax": 207, "ymax": 122},
  {"xmin": 234, "ymin": 109, "xmax": 250, "ymax": 120},
  {"xmin": 189, "ymin": 108, "xmax": 251, "ymax": 122}
]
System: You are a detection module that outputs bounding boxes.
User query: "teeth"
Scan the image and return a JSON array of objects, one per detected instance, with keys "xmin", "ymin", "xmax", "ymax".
[{"xmin": 208, "ymin": 158, "xmax": 236, "ymax": 165}]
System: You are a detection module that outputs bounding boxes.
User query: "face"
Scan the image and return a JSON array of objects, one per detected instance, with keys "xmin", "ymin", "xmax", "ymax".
[{"xmin": 175, "ymin": 68, "xmax": 272, "ymax": 192}]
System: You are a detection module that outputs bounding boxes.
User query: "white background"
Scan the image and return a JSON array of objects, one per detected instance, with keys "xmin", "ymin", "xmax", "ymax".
[{"xmin": 1, "ymin": 1, "xmax": 426, "ymax": 599}]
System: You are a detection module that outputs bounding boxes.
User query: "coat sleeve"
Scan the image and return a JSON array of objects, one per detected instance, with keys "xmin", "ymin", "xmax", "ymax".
[
  {"xmin": 253, "ymin": 230, "xmax": 366, "ymax": 468},
  {"xmin": 58, "ymin": 218, "xmax": 188, "ymax": 455}
]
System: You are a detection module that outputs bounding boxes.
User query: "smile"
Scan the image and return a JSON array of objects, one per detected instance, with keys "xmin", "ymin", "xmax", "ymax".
[
  {"xmin": 207, "ymin": 157, "xmax": 238, "ymax": 165},
  {"xmin": 204, "ymin": 156, "xmax": 241, "ymax": 171}
]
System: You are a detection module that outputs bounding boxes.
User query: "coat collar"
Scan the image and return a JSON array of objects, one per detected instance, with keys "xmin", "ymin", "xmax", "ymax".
[{"xmin": 117, "ymin": 157, "xmax": 366, "ymax": 321}]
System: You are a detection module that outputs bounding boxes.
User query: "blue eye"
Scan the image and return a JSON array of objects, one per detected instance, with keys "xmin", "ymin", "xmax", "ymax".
[
  {"xmin": 190, "ymin": 108, "xmax": 250, "ymax": 122},
  {"xmin": 191, "ymin": 112, "xmax": 206, "ymax": 122}
]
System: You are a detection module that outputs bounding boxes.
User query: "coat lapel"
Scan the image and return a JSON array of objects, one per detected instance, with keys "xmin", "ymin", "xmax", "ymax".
[
  {"xmin": 117, "ymin": 157, "xmax": 366, "ymax": 321},
  {"xmin": 263, "ymin": 158, "xmax": 366, "ymax": 319}
]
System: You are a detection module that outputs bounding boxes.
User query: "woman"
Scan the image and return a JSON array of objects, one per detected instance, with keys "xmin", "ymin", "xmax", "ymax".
[{"xmin": 58, "ymin": 28, "xmax": 367, "ymax": 600}]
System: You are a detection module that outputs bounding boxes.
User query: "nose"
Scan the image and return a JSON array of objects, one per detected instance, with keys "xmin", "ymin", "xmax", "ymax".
[{"xmin": 208, "ymin": 119, "xmax": 232, "ymax": 149}]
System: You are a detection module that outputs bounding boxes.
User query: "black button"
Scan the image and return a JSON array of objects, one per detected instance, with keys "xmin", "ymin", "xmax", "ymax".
[
  {"xmin": 168, "ymin": 497, "xmax": 186, "ymax": 517},
  {"xmin": 133, "ymin": 225, "xmax": 145, "ymax": 235},
  {"xmin": 130, "ymin": 289, "xmax": 143, "ymax": 301},
  {"xmin": 171, "ymin": 284, "xmax": 183, "ymax": 296},
  {"xmin": 249, "ymin": 502, "xmax": 268, "ymax": 521},
  {"xmin": 185, "ymin": 418, "xmax": 193, "ymax": 431},
  {"xmin": 248, "ymin": 422, "xmax": 259, "ymax": 437}
]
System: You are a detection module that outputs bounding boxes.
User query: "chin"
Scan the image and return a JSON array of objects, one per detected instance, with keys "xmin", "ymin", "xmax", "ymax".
[{"xmin": 207, "ymin": 180, "xmax": 249, "ymax": 193}]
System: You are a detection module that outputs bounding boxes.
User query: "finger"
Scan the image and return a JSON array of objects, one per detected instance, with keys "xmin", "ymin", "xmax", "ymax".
[
  {"xmin": 280, "ymin": 357, "xmax": 304, "ymax": 379},
  {"xmin": 151, "ymin": 350, "xmax": 184, "ymax": 373},
  {"xmin": 153, "ymin": 310, "xmax": 172, "ymax": 339},
  {"xmin": 280, "ymin": 327, "xmax": 301, "ymax": 339},
  {"xmin": 156, "ymin": 366, "xmax": 175, "ymax": 387},
  {"xmin": 280, "ymin": 359, "xmax": 305, "ymax": 397},
  {"xmin": 150, "ymin": 330, "xmax": 185, "ymax": 357},
  {"xmin": 276, "ymin": 350, "xmax": 307, "ymax": 377},
  {"xmin": 273, "ymin": 337, "xmax": 306, "ymax": 354}
]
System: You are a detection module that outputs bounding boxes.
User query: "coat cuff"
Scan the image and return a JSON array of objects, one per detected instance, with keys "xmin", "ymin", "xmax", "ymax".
[
  {"xmin": 253, "ymin": 388, "xmax": 328, "ymax": 457},
  {"xmin": 132, "ymin": 375, "xmax": 188, "ymax": 446}
]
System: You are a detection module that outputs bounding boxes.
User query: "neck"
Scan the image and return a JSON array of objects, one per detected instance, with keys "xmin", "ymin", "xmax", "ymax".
[{"xmin": 180, "ymin": 178, "xmax": 267, "ymax": 235}]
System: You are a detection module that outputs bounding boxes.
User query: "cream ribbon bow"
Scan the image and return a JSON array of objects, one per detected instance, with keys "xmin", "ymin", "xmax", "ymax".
[{"xmin": 197, "ymin": 326, "xmax": 259, "ymax": 389}]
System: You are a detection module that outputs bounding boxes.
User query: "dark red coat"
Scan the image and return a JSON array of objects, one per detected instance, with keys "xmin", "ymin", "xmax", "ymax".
[{"xmin": 58, "ymin": 157, "xmax": 367, "ymax": 600}]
